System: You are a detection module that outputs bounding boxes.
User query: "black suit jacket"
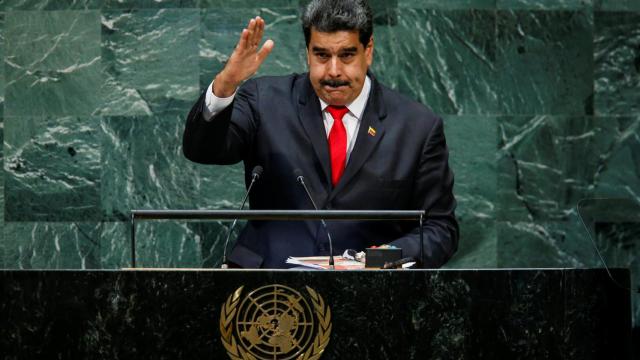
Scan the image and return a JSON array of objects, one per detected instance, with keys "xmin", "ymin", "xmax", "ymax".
[{"xmin": 183, "ymin": 73, "xmax": 458, "ymax": 268}]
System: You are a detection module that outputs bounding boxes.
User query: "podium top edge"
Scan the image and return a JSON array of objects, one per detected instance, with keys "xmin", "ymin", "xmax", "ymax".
[{"xmin": 130, "ymin": 209, "xmax": 426, "ymax": 221}]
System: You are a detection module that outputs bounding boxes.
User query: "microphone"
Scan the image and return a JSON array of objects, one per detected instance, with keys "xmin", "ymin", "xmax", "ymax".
[
  {"xmin": 294, "ymin": 169, "xmax": 335, "ymax": 270},
  {"xmin": 221, "ymin": 165, "xmax": 263, "ymax": 269}
]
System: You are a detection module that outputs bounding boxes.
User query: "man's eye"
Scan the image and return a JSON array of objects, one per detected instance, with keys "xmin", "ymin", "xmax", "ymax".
[
  {"xmin": 340, "ymin": 53, "xmax": 354, "ymax": 59},
  {"xmin": 316, "ymin": 53, "xmax": 329, "ymax": 59}
]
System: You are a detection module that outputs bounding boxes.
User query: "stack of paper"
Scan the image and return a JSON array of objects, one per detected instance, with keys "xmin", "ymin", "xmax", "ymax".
[{"xmin": 286, "ymin": 256, "xmax": 365, "ymax": 270}]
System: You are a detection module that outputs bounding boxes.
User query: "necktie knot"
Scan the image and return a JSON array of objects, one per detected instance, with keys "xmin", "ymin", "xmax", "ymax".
[{"xmin": 326, "ymin": 105, "xmax": 349, "ymax": 122}]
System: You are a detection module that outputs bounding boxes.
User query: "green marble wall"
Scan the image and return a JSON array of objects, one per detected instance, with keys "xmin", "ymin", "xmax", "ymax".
[{"xmin": 0, "ymin": 0, "xmax": 638, "ymax": 279}]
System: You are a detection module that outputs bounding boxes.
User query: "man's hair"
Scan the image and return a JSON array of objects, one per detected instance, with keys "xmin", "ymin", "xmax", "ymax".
[{"xmin": 301, "ymin": 0, "xmax": 373, "ymax": 48}]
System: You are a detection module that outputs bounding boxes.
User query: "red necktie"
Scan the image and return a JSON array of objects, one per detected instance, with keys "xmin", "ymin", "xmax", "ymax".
[{"xmin": 327, "ymin": 105, "xmax": 350, "ymax": 187}]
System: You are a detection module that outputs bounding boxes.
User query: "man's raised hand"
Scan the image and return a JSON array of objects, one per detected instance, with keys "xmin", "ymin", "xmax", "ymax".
[{"xmin": 213, "ymin": 16, "xmax": 275, "ymax": 97}]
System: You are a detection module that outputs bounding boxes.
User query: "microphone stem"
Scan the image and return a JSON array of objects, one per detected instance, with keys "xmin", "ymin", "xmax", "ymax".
[
  {"xmin": 297, "ymin": 176, "xmax": 318, "ymax": 209},
  {"xmin": 240, "ymin": 175, "xmax": 258, "ymax": 209},
  {"xmin": 298, "ymin": 176, "xmax": 335, "ymax": 270},
  {"xmin": 221, "ymin": 173, "xmax": 258, "ymax": 268},
  {"xmin": 322, "ymin": 219, "xmax": 335, "ymax": 270}
]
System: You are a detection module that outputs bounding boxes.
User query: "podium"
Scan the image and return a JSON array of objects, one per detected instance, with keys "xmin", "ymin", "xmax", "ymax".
[{"xmin": 0, "ymin": 268, "xmax": 632, "ymax": 359}]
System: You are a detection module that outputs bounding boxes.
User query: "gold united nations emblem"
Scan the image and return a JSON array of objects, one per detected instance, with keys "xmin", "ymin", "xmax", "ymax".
[{"xmin": 220, "ymin": 284, "xmax": 332, "ymax": 360}]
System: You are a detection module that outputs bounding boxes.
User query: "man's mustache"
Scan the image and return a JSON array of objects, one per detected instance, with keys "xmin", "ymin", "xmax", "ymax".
[{"xmin": 320, "ymin": 79, "xmax": 350, "ymax": 88}]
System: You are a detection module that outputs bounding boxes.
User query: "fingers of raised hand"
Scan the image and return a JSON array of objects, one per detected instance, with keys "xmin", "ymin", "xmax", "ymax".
[
  {"xmin": 246, "ymin": 18, "xmax": 257, "ymax": 47},
  {"xmin": 253, "ymin": 17, "xmax": 265, "ymax": 47},
  {"xmin": 237, "ymin": 28, "xmax": 249, "ymax": 52},
  {"xmin": 257, "ymin": 39, "xmax": 275, "ymax": 63},
  {"xmin": 247, "ymin": 17, "xmax": 264, "ymax": 49},
  {"xmin": 237, "ymin": 17, "xmax": 263, "ymax": 53}
]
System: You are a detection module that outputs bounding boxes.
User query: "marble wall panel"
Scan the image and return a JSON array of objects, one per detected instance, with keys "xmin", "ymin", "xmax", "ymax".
[
  {"xmin": 97, "ymin": 221, "xmax": 129, "ymax": 268},
  {"xmin": 102, "ymin": 0, "xmax": 195, "ymax": 9},
  {"xmin": 369, "ymin": 0, "xmax": 399, "ymax": 26},
  {"xmin": 497, "ymin": 115, "xmax": 640, "ymax": 222},
  {"xmin": 4, "ymin": 116, "xmax": 102, "ymax": 221},
  {"xmin": 497, "ymin": 0, "xmax": 592, "ymax": 10},
  {"xmin": 202, "ymin": 0, "xmax": 296, "ymax": 7},
  {"xmin": 99, "ymin": 114, "xmax": 245, "ymax": 221},
  {"xmin": 398, "ymin": 0, "xmax": 496, "ymax": 10},
  {"xmin": 0, "ymin": 12, "xmax": 4, "ymax": 118},
  {"xmin": 594, "ymin": 11, "xmax": 640, "ymax": 116},
  {"xmin": 0, "ymin": 15, "xmax": 2, "ymax": 268},
  {"xmin": 443, "ymin": 115, "xmax": 497, "ymax": 268},
  {"xmin": 100, "ymin": 9, "xmax": 199, "ymax": 116},
  {"xmin": 497, "ymin": 114, "xmax": 640, "ymax": 268},
  {"xmin": 200, "ymin": 7, "xmax": 307, "ymax": 92},
  {"xmin": 1, "ymin": 0, "xmax": 101, "ymax": 10},
  {"xmin": 594, "ymin": 0, "xmax": 640, "ymax": 11},
  {"xmin": 4, "ymin": 222, "xmax": 104, "ymax": 269},
  {"xmin": 0, "ymin": 0, "xmax": 204, "ymax": 10},
  {"xmin": 134, "ymin": 221, "xmax": 201, "ymax": 268},
  {"xmin": 107, "ymin": 219, "xmax": 242, "ymax": 269},
  {"xmin": 2, "ymin": 219, "xmax": 231, "ymax": 269},
  {"xmin": 496, "ymin": 10, "xmax": 594, "ymax": 115},
  {"xmin": 497, "ymin": 218, "xmax": 600, "ymax": 268},
  {"xmin": 0, "ymin": 0, "xmax": 301, "ymax": 10},
  {"xmin": 132, "ymin": 220, "xmax": 236, "ymax": 268},
  {"xmin": 373, "ymin": 9, "xmax": 498, "ymax": 115},
  {"xmin": 2, "ymin": 219, "xmax": 226, "ymax": 269},
  {"xmin": 590, "ymin": 116, "xmax": 640, "ymax": 199},
  {"xmin": 4, "ymin": 10, "xmax": 102, "ymax": 117}
]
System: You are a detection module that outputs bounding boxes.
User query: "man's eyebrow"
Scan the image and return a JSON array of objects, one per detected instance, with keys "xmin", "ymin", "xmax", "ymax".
[{"xmin": 311, "ymin": 46, "xmax": 358, "ymax": 53}]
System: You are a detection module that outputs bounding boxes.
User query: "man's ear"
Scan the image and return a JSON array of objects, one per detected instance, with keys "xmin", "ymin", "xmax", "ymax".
[{"xmin": 365, "ymin": 36, "xmax": 374, "ymax": 66}]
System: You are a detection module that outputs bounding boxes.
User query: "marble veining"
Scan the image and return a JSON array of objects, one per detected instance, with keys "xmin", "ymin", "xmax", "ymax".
[
  {"xmin": 443, "ymin": 116, "xmax": 497, "ymax": 268},
  {"xmin": 4, "ymin": 116, "xmax": 102, "ymax": 221},
  {"xmin": 594, "ymin": 11, "xmax": 640, "ymax": 115},
  {"xmin": 496, "ymin": 10, "xmax": 594, "ymax": 115},
  {"xmin": 100, "ymin": 9, "xmax": 199, "ymax": 116},
  {"xmin": 373, "ymin": 9, "xmax": 498, "ymax": 115},
  {"xmin": 4, "ymin": 10, "xmax": 102, "ymax": 117}
]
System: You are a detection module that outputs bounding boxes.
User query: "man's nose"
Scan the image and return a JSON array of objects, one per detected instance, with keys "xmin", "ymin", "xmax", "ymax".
[{"xmin": 328, "ymin": 56, "xmax": 341, "ymax": 77}]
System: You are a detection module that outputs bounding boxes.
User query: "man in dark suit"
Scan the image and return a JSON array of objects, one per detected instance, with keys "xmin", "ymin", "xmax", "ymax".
[{"xmin": 183, "ymin": 0, "xmax": 458, "ymax": 268}]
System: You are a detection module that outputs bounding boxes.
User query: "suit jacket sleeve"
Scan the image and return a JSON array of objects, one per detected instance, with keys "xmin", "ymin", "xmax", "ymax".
[
  {"xmin": 183, "ymin": 80, "xmax": 259, "ymax": 165},
  {"xmin": 387, "ymin": 116, "xmax": 459, "ymax": 268}
]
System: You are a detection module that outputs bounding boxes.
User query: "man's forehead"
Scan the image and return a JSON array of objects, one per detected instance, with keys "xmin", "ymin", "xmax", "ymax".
[{"xmin": 308, "ymin": 28, "xmax": 362, "ymax": 50}]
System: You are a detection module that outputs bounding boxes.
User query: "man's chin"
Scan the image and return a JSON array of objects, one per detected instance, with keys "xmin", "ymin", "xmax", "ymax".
[{"xmin": 320, "ymin": 91, "xmax": 350, "ymax": 106}]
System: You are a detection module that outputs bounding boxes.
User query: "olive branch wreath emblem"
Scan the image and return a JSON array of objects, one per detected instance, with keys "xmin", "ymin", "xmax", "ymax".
[{"xmin": 220, "ymin": 285, "xmax": 332, "ymax": 360}]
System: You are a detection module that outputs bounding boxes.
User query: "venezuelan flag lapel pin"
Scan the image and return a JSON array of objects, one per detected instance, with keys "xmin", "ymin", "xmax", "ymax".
[{"xmin": 368, "ymin": 126, "xmax": 376, "ymax": 137}]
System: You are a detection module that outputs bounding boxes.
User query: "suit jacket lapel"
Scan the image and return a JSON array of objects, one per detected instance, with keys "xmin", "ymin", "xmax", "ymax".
[
  {"xmin": 296, "ymin": 75, "xmax": 331, "ymax": 185},
  {"xmin": 329, "ymin": 77, "xmax": 387, "ymax": 201}
]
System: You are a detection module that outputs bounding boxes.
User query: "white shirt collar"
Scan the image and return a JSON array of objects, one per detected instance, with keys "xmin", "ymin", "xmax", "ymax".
[{"xmin": 319, "ymin": 75, "xmax": 371, "ymax": 120}]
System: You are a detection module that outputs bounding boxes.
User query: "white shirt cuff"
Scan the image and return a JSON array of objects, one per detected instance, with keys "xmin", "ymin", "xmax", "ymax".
[{"xmin": 203, "ymin": 81, "xmax": 236, "ymax": 121}]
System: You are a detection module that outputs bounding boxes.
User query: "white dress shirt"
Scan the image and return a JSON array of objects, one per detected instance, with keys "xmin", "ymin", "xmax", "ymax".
[{"xmin": 203, "ymin": 76, "xmax": 372, "ymax": 162}]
